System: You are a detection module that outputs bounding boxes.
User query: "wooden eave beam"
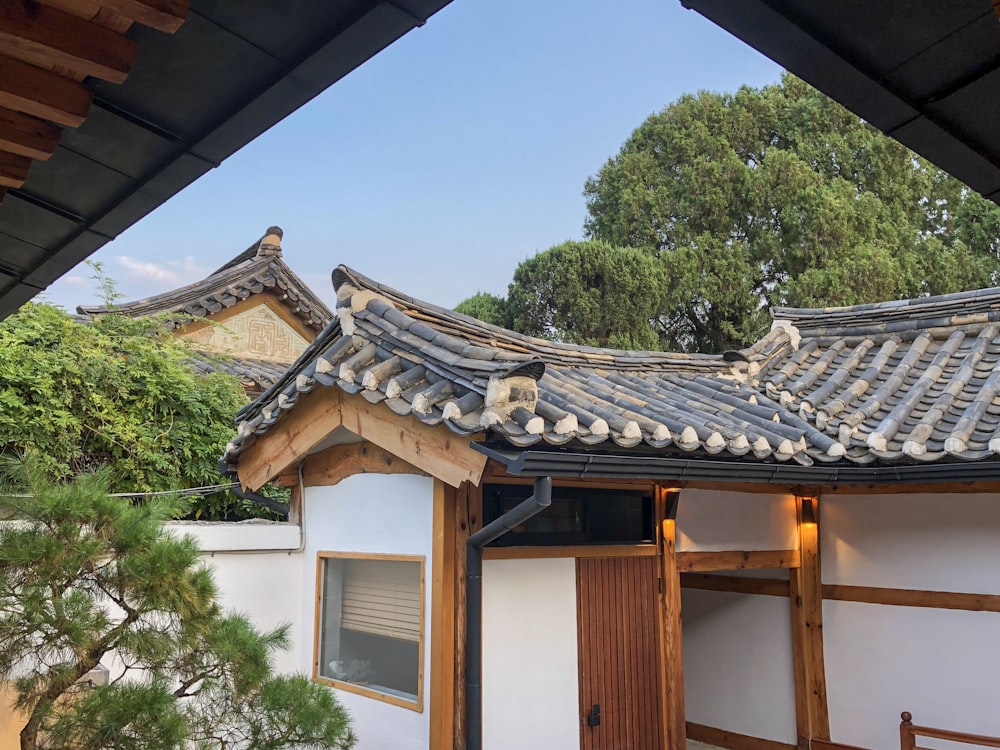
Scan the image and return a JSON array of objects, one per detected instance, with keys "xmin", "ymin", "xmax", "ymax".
[
  {"xmin": 677, "ymin": 549, "xmax": 800, "ymax": 572},
  {"xmin": 0, "ymin": 55, "xmax": 91, "ymax": 126},
  {"xmin": 0, "ymin": 105, "xmax": 60, "ymax": 159},
  {"xmin": 236, "ymin": 387, "xmax": 488, "ymax": 491},
  {"xmin": 0, "ymin": 1, "xmax": 137, "ymax": 83},
  {"xmin": 97, "ymin": 0, "xmax": 189, "ymax": 33},
  {"xmin": 338, "ymin": 393, "xmax": 488, "ymax": 489},
  {"xmin": 299, "ymin": 442, "xmax": 427, "ymax": 487}
]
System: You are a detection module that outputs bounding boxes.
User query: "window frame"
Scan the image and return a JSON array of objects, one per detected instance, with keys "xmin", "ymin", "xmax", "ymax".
[
  {"xmin": 313, "ymin": 551, "xmax": 426, "ymax": 712},
  {"xmin": 482, "ymin": 483, "xmax": 655, "ymax": 547}
]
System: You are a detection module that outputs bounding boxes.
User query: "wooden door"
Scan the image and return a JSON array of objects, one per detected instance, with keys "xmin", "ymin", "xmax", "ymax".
[{"xmin": 577, "ymin": 556, "xmax": 664, "ymax": 750}]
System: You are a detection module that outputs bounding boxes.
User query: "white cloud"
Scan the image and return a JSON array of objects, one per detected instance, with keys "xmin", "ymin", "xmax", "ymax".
[
  {"xmin": 61, "ymin": 275, "xmax": 89, "ymax": 286},
  {"xmin": 116, "ymin": 256, "xmax": 182, "ymax": 283},
  {"xmin": 114, "ymin": 255, "xmax": 211, "ymax": 286}
]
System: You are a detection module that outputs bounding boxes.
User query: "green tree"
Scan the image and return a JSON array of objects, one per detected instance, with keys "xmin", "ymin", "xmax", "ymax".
[
  {"xmin": 581, "ymin": 73, "xmax": 1000, "ymax": 352},
  {"xmin": 502, "ymin": 240, "xmax": 666, "ymax": 349},
  {"xmin": 454, "ymin": 292, "xmax": 511, "ymax": 328},
  {"xmin": 0, "ymin": 465, "xmax": 356, "ymax": 750},
  {"xmin": 0, "ymin": 301, "xmax": 267, "ymax": 519}
]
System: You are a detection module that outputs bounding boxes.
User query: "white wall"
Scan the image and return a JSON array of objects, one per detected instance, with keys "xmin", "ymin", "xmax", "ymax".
[
  {"xmin": 168, "ymin": 521, "xmax": 304, "ymax": 675},
  {"xmin": 681, "ymin": 586, "xmax": 797, "ymax": 744},
  {"xmin": 301, "ymin": 473, "xmax": 434, "ymax": 750},
  {"xmin": 482, "ymin": 558, "xmax": 580, "ymax": 750},
  {"xmin": 677, "ymin": 489, "xmax": 797, "ymax": 551},
  {"xmin": 821, "ymin": 493, "xmax": 1000, "ymax": 748},
  {"xmin": 675, "ymin": 488, "xmax": 799, "ymax": 742}
]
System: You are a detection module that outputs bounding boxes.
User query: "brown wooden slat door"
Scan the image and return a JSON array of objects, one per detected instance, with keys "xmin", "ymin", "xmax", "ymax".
[{"xmin": 578, "ymin": 556, "xmax": 665, "ymax": 750}]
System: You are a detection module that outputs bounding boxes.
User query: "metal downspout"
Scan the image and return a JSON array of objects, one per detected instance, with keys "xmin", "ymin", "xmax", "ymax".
[{"xmin": 465, "ymin": 476, "xmax": 552, "ymax": 750}]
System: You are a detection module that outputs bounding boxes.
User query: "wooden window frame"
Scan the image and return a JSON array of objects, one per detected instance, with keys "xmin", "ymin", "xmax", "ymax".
[{"xmin": 313, "ymin": 551, "xmax": 427, "ymax": 713}]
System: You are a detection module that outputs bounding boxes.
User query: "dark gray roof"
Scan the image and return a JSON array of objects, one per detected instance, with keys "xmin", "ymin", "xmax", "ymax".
[
  {"xmin": 223, "ymin": 266, "xmax": 1000, "ymax": 473},
  {"xmin": 188, "ymin": 352, "xmax": 289, "ymax": 396},
  {"xmin": 77, "ymin": 227, "xmax": 332, "ymax": 331}
]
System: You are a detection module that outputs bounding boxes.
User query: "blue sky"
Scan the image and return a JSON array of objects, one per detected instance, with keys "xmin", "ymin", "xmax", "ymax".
[{"xmin": 45, "ymin": 0, "xmax": 781, "ymax": 313}]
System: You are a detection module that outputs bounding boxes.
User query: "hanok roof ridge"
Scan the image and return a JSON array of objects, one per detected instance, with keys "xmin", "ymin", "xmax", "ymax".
[{"xmin": 773, "ymin": 285, "xmax": 1000, "ymax": 334}]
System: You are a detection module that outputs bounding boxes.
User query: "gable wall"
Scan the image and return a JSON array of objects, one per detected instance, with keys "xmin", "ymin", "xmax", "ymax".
[{"xmin": 180, "ymin": 293, "xmax": 313, "ymax": 362}]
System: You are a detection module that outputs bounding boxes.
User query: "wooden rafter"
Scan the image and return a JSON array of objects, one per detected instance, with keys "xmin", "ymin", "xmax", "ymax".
[
  {"xmin": 0, "ymin": 0, "xmax": 187, "ymax": 198},
  {"xmin": 0, "ymin": 1, "xmax": 137, "ymax": 83},
  {"xmin": 97, "ymin": 0, "xmax": 189, "ymax": 33},
  {"xmin": 0, "ymin": 105, "xmax": 61, "ymax": 159},
  {"xmin": 0, "ymin": 150, "xmax": 32, "ymax": 188},
  {"xmin": 0, "ymin": 55, "xmax": 91, "ymax": 127}
]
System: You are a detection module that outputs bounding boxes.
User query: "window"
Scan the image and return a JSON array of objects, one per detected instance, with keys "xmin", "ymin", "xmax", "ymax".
[
  {"xmin": 315, "ymin": 553, "xmax": 425, "ymax": 710},
  {"xmin": 483, "ymin": 484, "xmax": 654, "ymax": 546}
]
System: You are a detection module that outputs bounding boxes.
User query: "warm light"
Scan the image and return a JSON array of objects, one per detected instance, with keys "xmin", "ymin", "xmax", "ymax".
[{"xmin": 800, "ymin": 496, "xmax": 818, "ymax": 527}]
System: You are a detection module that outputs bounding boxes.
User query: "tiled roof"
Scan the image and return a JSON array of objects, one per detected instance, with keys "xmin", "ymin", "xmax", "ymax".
[
  {"xmin": 222, "ymin": 267, "xmax": 1000, "ymax": 471},
  {"xmin": 77, "ymin": 227, "xmax": 332, "ymax": 331},
  {"xmin": 188, "ymin": 352, "xmax": 289, "ymax": 396}
]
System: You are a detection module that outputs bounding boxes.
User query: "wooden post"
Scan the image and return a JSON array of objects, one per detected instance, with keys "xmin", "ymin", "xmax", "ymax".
[
  {"xmin": 430, "ymin": 481, "xmax": 457, "ymax": 750},
  {"xmin": 900, "ymin": 712, "xmax": 915, "ymax": 750},
  {"xmin": 790, "ymin": 495, "xmax": 830, "ymax": 748},
  {"xmin": 657, "ymin": 487, "xmax": 686, "ymax": 750}
]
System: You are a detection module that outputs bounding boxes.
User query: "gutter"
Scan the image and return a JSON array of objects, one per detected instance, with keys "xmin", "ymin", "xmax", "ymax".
[
  {"xmin": 474, "ymin": 444, "xmax": 1000, "ymax": 486},
  {"xmin": 466, "ymin": 476, "xmax": 552, "ymax": 750}
]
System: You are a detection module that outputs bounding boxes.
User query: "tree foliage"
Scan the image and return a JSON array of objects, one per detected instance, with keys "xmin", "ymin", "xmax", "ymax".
[
  {"xmin": 460, "ymin": 75, "xmax": 1000, "ymax": 353},
  {"xmin": 453, "ymin": 292, "xmax": 512, "ymax": 329},
  {"xmin": 505, "ymin": 241, "xmax": 666, "ymax": 349},
  {"xmin": 0, "ymin": 464, "xmax": 356, "ymax": 750},
  {"xmin": 0, "ymin": 300, "xmax": 266, "ymax": 519}
]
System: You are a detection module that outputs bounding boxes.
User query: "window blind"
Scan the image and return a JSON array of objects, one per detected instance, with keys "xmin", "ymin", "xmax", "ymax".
[{"xmin": 340, "ymin": 559, "xmax": 421, "ymax": 642}]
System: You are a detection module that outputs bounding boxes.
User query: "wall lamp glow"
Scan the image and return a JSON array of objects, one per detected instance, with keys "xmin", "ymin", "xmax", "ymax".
[{"xmin": 800, "ymin": 496, "xmax": 818, "ymax": 527}]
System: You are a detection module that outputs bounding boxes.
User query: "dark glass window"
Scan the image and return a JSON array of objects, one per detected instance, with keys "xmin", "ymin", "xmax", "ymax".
[{"xmin": 483, "ymin": 484, "xmax": 653, "ymax": 546}]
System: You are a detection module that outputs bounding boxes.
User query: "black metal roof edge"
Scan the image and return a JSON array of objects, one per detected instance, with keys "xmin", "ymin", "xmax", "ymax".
[{"xmin": 473, "ymin": 443, "xmax": 1000, "ymax": 486}]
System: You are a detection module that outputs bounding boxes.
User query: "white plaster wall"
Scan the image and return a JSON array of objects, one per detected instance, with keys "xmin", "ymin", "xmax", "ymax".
[
  {"xmin": 301, "ymin": 473, "xmax": 434, "ymax": 750},
  {"xmin": 677, "ymin": 489, "xmax": 797, "ymax": 551},
  {"xmin": 681, "ymin": 588, "xmax": 797, "ymax": 743},
  {"xmin": 821, "ymin": 492, "xmax": 1000, "ymax": 747},
  {"xmin": 482, "ymin": 558, "xmax": 580, "ymax": 750},
  {"xmin": 822, "ymin": 492, "xmax": 1000, "ymax": 593},
  {"xmin": 167, "ymin": 522, "xmax": 304, "ymax": 675},
  {"xmin": 824, "ymin": 600, "xmax": 1000, "ymax": 749}
]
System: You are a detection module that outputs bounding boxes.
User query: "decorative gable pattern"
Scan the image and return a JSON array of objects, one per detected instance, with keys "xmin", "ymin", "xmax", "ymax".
[{"xmin": 183, "ymin": 304, "xmax": 311, "ymax": 363}]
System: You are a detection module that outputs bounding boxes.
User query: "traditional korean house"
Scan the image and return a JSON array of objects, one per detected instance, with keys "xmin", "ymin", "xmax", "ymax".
[
  {"xmin": 221, "ymin": 265, "xmax": 1000, "ymax": 750},
  {"xmin": 78, "ymin": 226, "xmax": 332, "ymax": 398}
]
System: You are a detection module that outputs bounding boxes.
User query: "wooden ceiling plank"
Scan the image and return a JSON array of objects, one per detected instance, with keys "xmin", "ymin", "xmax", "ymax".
[
  {"xmin": 0, "ymin": 150, "xmax": 32, "ymax": 188},
  {"xmin": 97, "ymin": 0, "xmax": 189, "ymax": 34},
  {"xmin": 0, "ymin": 1, "xmax": 137, "ymax": 84},
  {"xmin": 0, "ymin": 105, "xmax": 62, "ymax": 160},
  {"xmin": 0, "ymin": 55, "xmax": 92, "ymax": 127}
]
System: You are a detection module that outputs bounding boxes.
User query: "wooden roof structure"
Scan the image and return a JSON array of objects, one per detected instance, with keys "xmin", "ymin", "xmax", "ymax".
[
  {"xmin": 682, "ymin": 0, "xmax": 1000, "ymax": 205},
  {"xmin": 224, "ymin": 266, "xmax": 1000, "ymax": 490},
  {"xmin": 0, "ymin": 0, "xmax": 453, "ymax": 320}
]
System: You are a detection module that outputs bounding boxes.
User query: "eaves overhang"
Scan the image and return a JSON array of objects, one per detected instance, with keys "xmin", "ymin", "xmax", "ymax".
[
  {"xmin": 682, "ymin": 0, "xmax": 1000, "ymax": 205},
  {"xmin": 0, "ymin": 0, "xmax": 453, "ymax": 320},
  {"xmin": 475, "ymin": 443, "xmax": 1000, "ymax": 487}
]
